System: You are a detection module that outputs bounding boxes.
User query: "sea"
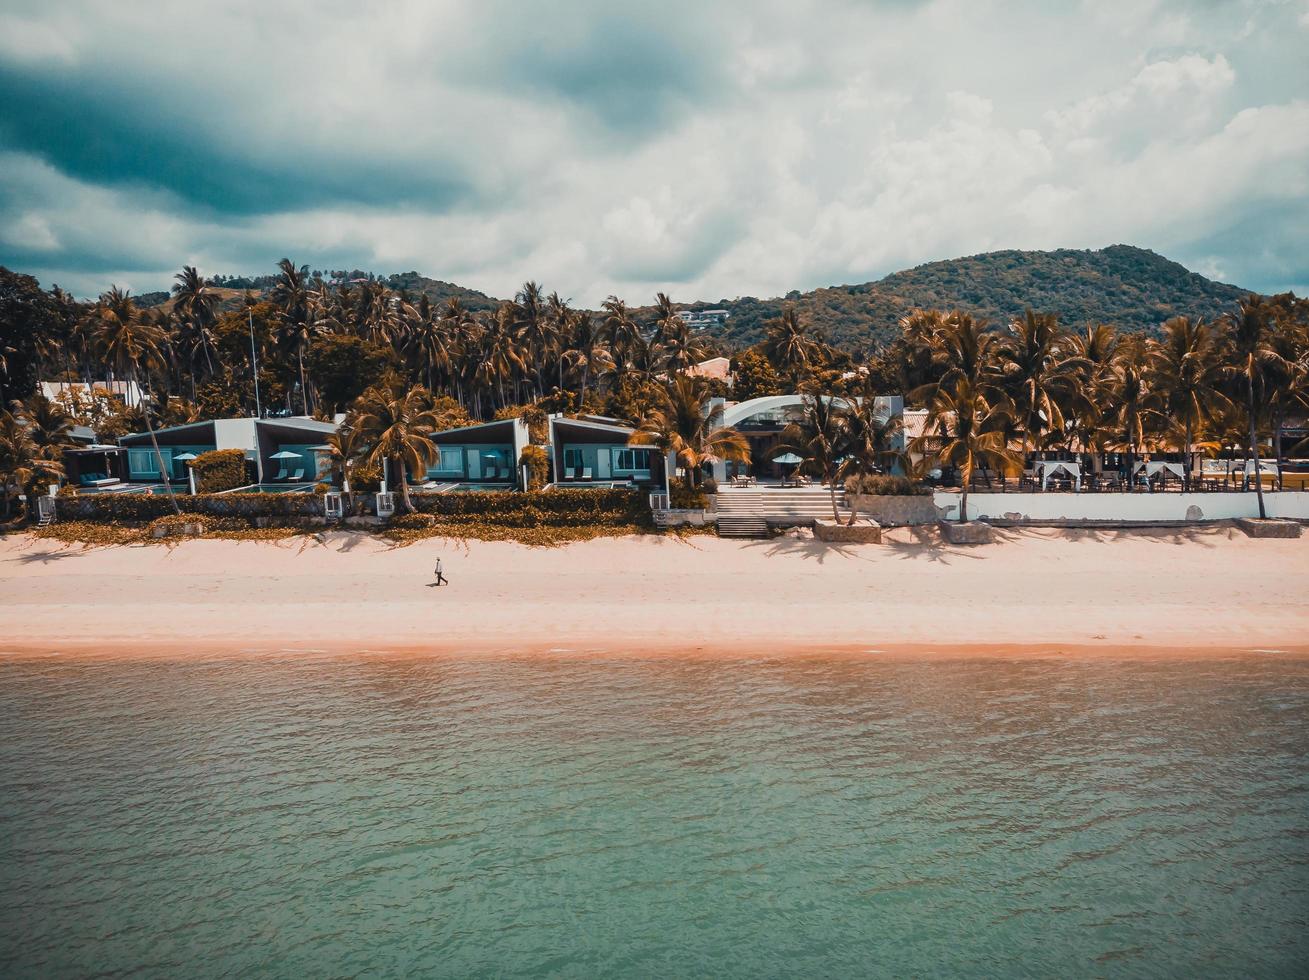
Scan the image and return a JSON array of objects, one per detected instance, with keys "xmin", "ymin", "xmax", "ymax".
[{"xmin": 1, "ymin": 654, "xmax": 1306, "ymax": 978}]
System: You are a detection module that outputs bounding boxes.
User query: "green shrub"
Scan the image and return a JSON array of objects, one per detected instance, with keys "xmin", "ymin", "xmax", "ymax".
[
  {"xmin": 668, "ymin": 485, "xmax": 709, "ymax": 509},
  {"xmin": 411, "ymin": 487, "xmax": 649, "ymax": 528},
  {"xmin": 844, "ymin": 474, "xmax": 931, "ymax": 496},
  {"xmin": 191, "ymin": 448, "xmax": 249, "ymax": 492},
  {"xmin": 519, "ymin": 444, "xmax": 549, "ymax": 491},
  {"xmin": 352, "ymin": 464, "xmax": 382, "ymax": 492}
]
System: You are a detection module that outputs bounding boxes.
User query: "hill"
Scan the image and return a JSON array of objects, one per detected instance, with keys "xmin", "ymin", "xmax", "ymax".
[
  {"xmin": 133, "ymin": 246, "xmax": 1253, "ymax": 352},
  {"xmin": 678, "ymin": 245, "xmax": 1251, "ymax": 352}
]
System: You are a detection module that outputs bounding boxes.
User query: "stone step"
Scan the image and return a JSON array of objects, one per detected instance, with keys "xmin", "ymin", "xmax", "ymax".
[{"xmin": 716, "ymin": 516, "xmax": 771, "ymax": 539}]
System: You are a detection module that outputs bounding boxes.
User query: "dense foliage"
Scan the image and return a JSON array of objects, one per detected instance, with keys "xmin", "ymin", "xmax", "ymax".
[
  {"xmin": 844, "ymin": 474, "xmax": 931, "ymax": 496},
  {"xmin": 190, "ymin": 448, "xmax": 248, "ymax": 492}
]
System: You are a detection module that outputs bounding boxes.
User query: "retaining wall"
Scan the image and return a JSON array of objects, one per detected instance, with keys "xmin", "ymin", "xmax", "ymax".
[{"xmin": 934, "ymin": 490, "xmax": 1309, "ymax": 524}]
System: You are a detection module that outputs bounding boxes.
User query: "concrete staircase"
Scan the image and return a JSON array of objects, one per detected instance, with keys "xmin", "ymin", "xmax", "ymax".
[{"xmin": 714, "ymin": 487, "xmax": 848, "ymax": 538}]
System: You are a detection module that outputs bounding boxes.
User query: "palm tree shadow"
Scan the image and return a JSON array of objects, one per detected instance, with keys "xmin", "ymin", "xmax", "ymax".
[
  {"xmin": 10, "ymin": 548, "xmax": 87, "ymax": 565},
  {"xmin": 881, "ymin": 525, "xmax": 989, "ymax": 564},
  {"xmin": 741, "ymin": 533, "xmax": 871, "ymax": 564}
]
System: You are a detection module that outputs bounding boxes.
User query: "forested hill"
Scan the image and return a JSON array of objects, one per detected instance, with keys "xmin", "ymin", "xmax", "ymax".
[
  {"xmin": 132, "ymin": 245, "xmax": 1252, "ymax": 353},
  {"xmin": 676, "ymin": 245, "xmax": 1252, "ymax": 352}
]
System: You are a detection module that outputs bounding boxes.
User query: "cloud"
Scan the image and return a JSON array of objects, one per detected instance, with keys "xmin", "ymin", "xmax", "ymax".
[{"xmin": 1, "ymin": 0, "xmax": 1307, "ymax": 303}]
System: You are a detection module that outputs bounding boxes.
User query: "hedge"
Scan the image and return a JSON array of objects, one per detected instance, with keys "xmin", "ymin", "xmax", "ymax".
[
  {"xmin": 55, "ymin": 487, "xmax": 650, "ymax": 527},
  {"xmin": 57, "ymin": 491, "xmax": 325, "ymax": 521},
  {"xmin": 844, "ymin": 474, "xmax": 931, "ymax": 496},
  {"xmin": 410, "ymin": 488, "xmax": 649, "ymax": 527},
  {"xmin": 191, "ymin": 449, "xmax": 249, "ymax": 492}
]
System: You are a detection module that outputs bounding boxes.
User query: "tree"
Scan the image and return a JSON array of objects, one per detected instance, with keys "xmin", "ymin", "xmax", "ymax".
[
  {"xmin": 763, "ymin": 305, "xmax": 820, "ymax": 382},
  {"xmin": 322, "ymin": 424, "xmax": 368, "ymax": 493},
  {"xmin": 629, "ymin": 376, "xmax": 749, "ymax": 491},
  {"xmin": 731, "ymin": 347, "xmax": 783, "ymax": 401},
  {"xmin": 1154, "ymin": 317, "xmax": 1227, "ymax": 490},
  {"xmin": 774, "ymin": 396, "xmax": 853, "ymax": 522},
  {"xmin": 999, "ymin": 310, "xmax": 1084, "ymax": 454},
  {"xmin": 0, "ymin": 267, "xmax": 60, "ymax": 403},
  {"xmin": 913, "ymin": 377, "xmax": 1018, "ymax": 523},
  {"xmin": 348, "ymin": 384, "xmax": 442, "ymax": 513},
  {"xmin": 86, "ymin": 287, "xmax": 181, "ymax": 514},
  {"xmin": 305, "ymin": 334, "xmax": 393, "ymax": 414},
  {"xmin": 0, "ymin": 409, "xmax": 64, "ymax": 521},
  {"xmin": 1223, "ymin": 296, "xmax": 1287, "ymax": 518},
  {"xmin": 170, "ymin": 265, "xmax": 219, "ymax": 384}
]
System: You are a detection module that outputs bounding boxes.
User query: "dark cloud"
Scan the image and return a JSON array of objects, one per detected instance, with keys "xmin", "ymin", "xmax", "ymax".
[{"xmin": 0, "ymin": 65, "xmax": 475, "ymax": 216}]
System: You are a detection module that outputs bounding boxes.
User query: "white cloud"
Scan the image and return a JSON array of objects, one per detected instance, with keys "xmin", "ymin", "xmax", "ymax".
[{"xmin": 1, "ymin": 0, "xmax": 1307, "ymax": 301}]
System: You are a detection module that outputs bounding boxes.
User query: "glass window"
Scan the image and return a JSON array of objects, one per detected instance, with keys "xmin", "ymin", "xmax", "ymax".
[
  {"xmin": 614, "ymin": 448, "xmax": 650, "ymax": 471},
  {"xmin": 436, "ymin": 447, "xmax": 463, "ymax": 472},
  {"xmin": 128, "ymin": 448, "xmax": 161, "ymax": 477},
  {"xmin": 564, "ymin": 448, "xmax": 583, "ymax": 470}
]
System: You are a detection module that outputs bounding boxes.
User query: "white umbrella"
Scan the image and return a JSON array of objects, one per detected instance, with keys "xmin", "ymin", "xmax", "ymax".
[{"xmin": 270, "ymin": 451, "xmax": 301, "ymax": 460}]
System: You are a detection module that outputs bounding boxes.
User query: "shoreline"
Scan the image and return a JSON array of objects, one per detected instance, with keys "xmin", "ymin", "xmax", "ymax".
[{"xmin": 4, "ymin": 527, "xmax": 1307, "ymax": 661}]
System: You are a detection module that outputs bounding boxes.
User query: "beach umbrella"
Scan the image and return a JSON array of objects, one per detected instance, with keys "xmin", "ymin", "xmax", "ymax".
[
  {"xmin": 270, "ymin": 451, "xmax": 300, "ymax": 460},
  {"xmin": 173, "ymin": 452, "xmax": 198, "ymax": 461},
  {"xmin": 772, "ymin": 451, "xmax": 803, "ymax": 486}
]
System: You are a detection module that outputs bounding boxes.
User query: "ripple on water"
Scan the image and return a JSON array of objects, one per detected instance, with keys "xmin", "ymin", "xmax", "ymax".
[{"xmin": 1, "ymin": 655, "xmax": 1307, "ymax": 978}]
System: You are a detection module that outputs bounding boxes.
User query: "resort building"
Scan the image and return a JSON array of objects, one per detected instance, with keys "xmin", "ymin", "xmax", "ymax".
[
  {"xmin": 41, "ymin": 379, "xmax": 145, "ymax": 412},
  {"xmin": 116, "ymin": 417, "xmax": 338, "ymax": 488},
  {"xmin": 420, "ymin": 417, "xmax": 530, "ymax": 488},
  {"xmin": 547, "ymin": 415, "xmax": 669, "ymax": 489},
  {"xmin": 712, "ymin": 394, "xmax": 906, "ymax": 482}
]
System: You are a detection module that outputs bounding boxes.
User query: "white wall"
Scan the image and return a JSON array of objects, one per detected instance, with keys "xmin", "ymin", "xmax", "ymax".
[{"xmin": 934, "ymin": 490, "xmax": 1309, "ymax": 523}]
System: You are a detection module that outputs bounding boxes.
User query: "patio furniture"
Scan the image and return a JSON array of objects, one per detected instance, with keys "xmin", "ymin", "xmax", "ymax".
[
  {"xmin": 582, "ymin": 467, "xmax": 592, "ymax": 480},
  {"xmin": 273, "ymin": 467, "xmax": 288, "ymax": 480},
  {"xmin": 565, "ymin": 467, "xmax": 575, "ymax": 480},
  {"xmin": 1132, "ymin": 461, "xmax": 1184, "ymax": 491},
  {"xmin": 289, "ymin": 469, "xmax": 304, "ymax": 481}
]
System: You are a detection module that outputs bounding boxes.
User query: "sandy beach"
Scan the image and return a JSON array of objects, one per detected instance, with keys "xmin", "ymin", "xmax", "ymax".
[{"xmin": 3, "ymin": 525, "xmax": 1306, "ymax": 660}]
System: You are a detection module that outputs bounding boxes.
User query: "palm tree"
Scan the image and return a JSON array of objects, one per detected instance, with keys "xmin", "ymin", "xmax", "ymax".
[
  {"xmin": 170, "ymin": 265, "xmax": 219, "ymax": 384},
  {"xmin": 323, "ymin": 424, "xmax": 368, "ymax": 493},
  {"xmin": 912, "ymin": 377, "xmax": 1018, "ymax": 523},
  {"xmin": 1106, "ymin": 334, "xmax": 1162, "ymax": 481},
  {"xmin": 1066, "ymin": 323, "xmax": 1120, "ymax": 472},
  {"xmin": 271, "ymin": 259, "xmax": 315, "ymax": 414},
  {"xmin": 562, "ymin": 311, "xmax": 613, "ymax": 405},
  {"xmin": 774, "ymin": 396, "xmax": 853, "ymax": 522},
  {"xmin": 840, "ymin": 398, "xmax": 906, "ymax": 524},
  {"xmin": 86, "ymin": 287, "xmax": 180, "ymax": 514},
  {"xmin": 652, "ymin": 293, "xmax": 708, "ymax": 376},
  {"xmin": 348, "ymin": 385, "xmax": 442, "ymax": 513},
  {"xmin": 1223, "ymin": 296, "xmax": 1287, "ymax": 518},
  {"xmin": 602, "ymin": 296, "xmax": 643, "ymax": 384},
  {"xmin": 629, "ymin": 376, "xmax": 749, "ymax": 491},
  {"xmin": 999, "ymin": 310, "xmax": 1084, "ymax": 454},
  {"xmin": 480, "ymin": 304, "xmax": 528, "ymax": 410},
  {"xmin": 1154, "ymin": 316, "xmax": 1227, "ymax": 490},
  {"xmin": 763, "ymin": 305, "xmax": 820, "ymax": 382},
  {"xmin": 0, "ymin": 409, "xmax": 64, "ymax": 521}
]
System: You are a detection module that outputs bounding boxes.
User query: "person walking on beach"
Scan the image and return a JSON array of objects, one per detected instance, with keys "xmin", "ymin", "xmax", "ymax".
[{"xmin": 433, "ymin": 557, "xmax": 448, "ymax": 587}]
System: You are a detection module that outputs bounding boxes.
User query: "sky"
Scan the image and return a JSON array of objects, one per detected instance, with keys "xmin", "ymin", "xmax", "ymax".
[{"xmin": 1, "ymin": 0, "xmax": 1307, "ymax": 304}]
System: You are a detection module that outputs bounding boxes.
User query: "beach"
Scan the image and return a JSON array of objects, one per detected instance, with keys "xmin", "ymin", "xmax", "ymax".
[{"xmin": 3, "ymin": 526, "xmax": 1306, "ymax": 659}]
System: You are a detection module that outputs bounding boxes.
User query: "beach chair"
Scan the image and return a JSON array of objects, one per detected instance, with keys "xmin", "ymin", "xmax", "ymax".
[
  {"xmin": 582, "ymin": 467, "xmax": 592, "ymax": 480},
  {"xmin": 273, "ymin": 467, "xmax": 288, "ymax": 481},
  {"xmin": 290, "ymin": 469, "xmax": 304, "ymax": 481},
  {"xmin": 564, "ymin": 467, "xmax": 575, "ymax": 480}
]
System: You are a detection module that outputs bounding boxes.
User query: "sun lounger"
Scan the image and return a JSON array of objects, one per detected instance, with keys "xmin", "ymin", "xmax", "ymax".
[
  {"xmin": 582, "ymin": 467, "xmax": 592, "ymax": 480},
  {"xmin": 273, "ymin": 467, "xmax": 287, "ymax": 481},
  {"xmin": 565, "ymin": 467, "xmax": 575, "ymax": 480},
  {"xmin": 289, "ymin": 469, "xmax": 304, "ymax": 481}
]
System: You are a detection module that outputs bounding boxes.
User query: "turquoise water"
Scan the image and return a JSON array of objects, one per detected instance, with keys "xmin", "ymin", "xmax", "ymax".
[{"xmin": 1, "ymin": 655, "xmax": 1306, "ymax": 977}]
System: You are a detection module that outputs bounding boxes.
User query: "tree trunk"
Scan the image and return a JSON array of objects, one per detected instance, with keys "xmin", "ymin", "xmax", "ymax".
[
  {"xmin": 1248, "ymin": 384, "xmax": 1266, "ymax": 519},
  {"xmin": 298, "ymin": 348, "xmax": 309, "ymax": 416},
  {"xmin": 1183, "ymin": 419, "xmax": 1192, "ymax": 492},
  {"xmin": 959, "ymin": 484, "xmax": 969, "ymax": 524},
  {"xmin": 139, "ymin": 377, "xmax": 182, "ymax": 516},
  {"xmin": 1274, "ymin": 409, "xmax": 1284, "ymax": 491},
  {"xmin": 396, "ymin": 455, "xmax": 414, "ymax": 513}
]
